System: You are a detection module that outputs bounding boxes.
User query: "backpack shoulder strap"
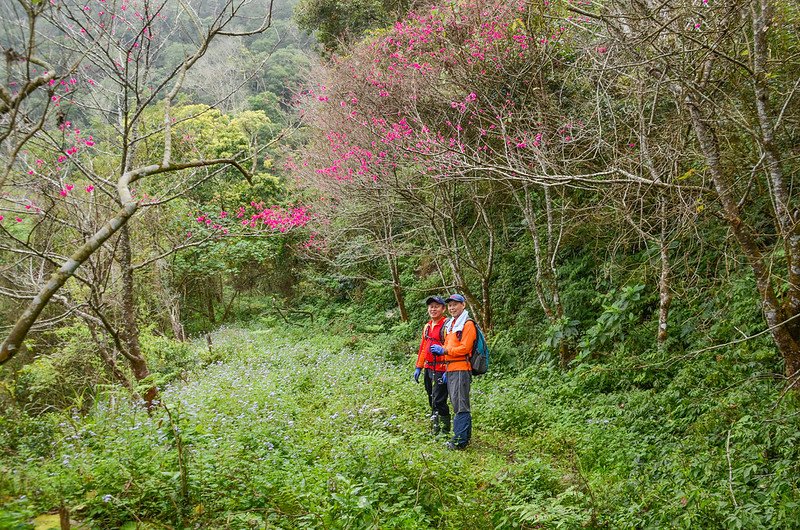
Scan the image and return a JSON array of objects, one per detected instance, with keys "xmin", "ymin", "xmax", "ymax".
[{"xmin": 457, "ymin": 319, "xmax": 477, "ymax": 341}]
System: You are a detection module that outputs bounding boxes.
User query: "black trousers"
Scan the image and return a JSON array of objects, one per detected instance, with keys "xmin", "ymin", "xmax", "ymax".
[{"xmin": 424, "ymin": 368, "xmax": 450, "ymax": 419}]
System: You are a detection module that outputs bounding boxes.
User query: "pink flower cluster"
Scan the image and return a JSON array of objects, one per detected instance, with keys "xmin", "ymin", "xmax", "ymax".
[
  {"xmin": 244, "ymin": 206, "xmax": 310, "ymax": 233},
  {"xmin": 193, "ymin": 203, "xmax": 310, "ymax": 236},
  {"xmin": 295, "ymin": 0, "xmax": 603, "ymax": 188},
  {"xmin": 0, "ymin": 216, "xmax": 24, "ymax": 223}
]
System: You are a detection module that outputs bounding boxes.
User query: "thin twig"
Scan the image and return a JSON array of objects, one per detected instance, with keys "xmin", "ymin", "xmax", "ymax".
[
  {"xmin": 726, "ymin": 429, "xmax": 738, "ymax": 509},
  {"xmin": 636, "ymin": 311, "xmax": 800, "ymax": 370}
]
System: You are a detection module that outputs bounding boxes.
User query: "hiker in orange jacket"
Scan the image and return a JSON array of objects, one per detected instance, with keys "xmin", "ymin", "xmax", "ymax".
[
  {"xmin": 429, "ymin": 293, "xmax": 475, "ymax": 450},
  {"xmin": 414, "ymin": 295, "xmax": 451, "ymax": 436}
]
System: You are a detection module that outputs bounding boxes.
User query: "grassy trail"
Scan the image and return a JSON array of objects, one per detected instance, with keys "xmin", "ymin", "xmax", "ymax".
[{"xmin": 3, "ymin": 324, "xmax": 799, "ymax": 529}]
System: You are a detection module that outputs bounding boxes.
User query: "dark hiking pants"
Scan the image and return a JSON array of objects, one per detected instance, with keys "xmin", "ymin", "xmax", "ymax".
[{"xmin": 424, "ymin": 368, "xmax": 450, "ymax": 423}]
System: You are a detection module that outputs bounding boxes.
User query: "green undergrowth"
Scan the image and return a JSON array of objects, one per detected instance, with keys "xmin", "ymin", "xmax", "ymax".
[{"xmin": 1, "ymin": 324, "xmax": 799, "ymax": 529}]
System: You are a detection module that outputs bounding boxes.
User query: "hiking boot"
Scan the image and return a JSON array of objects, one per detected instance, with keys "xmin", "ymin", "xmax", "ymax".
[{"xmin": 445, "ymin": 441, "xmax": 465, "ymax": 451}]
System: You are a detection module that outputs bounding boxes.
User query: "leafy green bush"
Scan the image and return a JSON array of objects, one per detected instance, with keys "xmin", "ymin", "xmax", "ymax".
[
  {"xmin": 140, "ymin": 325, "xmax": 196, "ymax": 381},
  {"xmin": 577, "ymin": 284, "xmax": 647, "ymax": 362},
  {"xmin": 0, "ymin": 501, "xmax": 34, "ymax": 530},
  {"xmin": 13, "ymin": 325, "xmax": 112, "ymax": 413}
]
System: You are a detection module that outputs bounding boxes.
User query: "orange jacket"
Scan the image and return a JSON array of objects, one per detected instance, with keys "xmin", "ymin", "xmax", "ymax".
[
  {"xmin": 415, "ymin": 317, "xmax": 447, "ymax": 371},
  {"xmin": 442, "ymin": 319, "xmax": 476, "ymax": 372}
]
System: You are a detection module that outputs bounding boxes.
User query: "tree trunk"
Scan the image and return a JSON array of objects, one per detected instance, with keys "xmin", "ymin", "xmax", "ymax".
[
  {"xmin": 386, "ymin": 252, "xmax": 408, "ymax": 322},
  {"xmin": 515, "ymin": 185, "xmax": 564, "ymax": 323},
  {"xmin": 687, "ymin": 93, "xmax": 800, "ymax": 380},
  {"xmin": 751, "ymin": 1, "xmax": 800, "ymax": 356},
  {"xmin": 59, "ymin": 501, "xmax": 69, "ymax": 530},
  {"xmin": 657, "ymin": 238, "xmax": 672, "ymax": 346},
  {"xmin": 431, "ymin": 204, "xmax": 483, "ymax": 326},
  {"xmin": 784, "ymin": 346, "xmax": 800, "ymax": 383},
  {"xmin": 480, "ymin": 276, "xmax": 492, "ymax": 331},
  {"xmin": 170, "ymin": 302, "xmax": 186, "ymax": 342},
  {"xmin": 157, "ymin": 259, "xmax": 186, "ymax": 341},
  {"xmin": 86, "ymin": 319, "xmax": 132, "ymax": 390},
  {"xmin": 559, "ymin": 343, "xmax": 575, "ymax": 369},
  {"xmin": 119, "ymin": 225, "xmax": 157, "ymax": 407},
  {"xmin": 206, "ymin": 282, "xmax": 217, "ymax": 325}
]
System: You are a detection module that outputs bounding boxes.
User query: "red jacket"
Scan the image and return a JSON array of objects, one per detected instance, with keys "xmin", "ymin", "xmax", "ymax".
[{"xmin": 415, "ymin": 317, "xmax": 447, "ymax": 372}]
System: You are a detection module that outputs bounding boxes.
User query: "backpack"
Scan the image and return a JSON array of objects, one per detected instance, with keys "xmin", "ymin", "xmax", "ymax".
[{"xmin": 456, "ymin": 319, "xmax": 490, "ymax": 376}]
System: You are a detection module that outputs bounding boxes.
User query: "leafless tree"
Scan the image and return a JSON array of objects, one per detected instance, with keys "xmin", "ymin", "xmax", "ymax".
[
  {"xmin": 0, "ymin": 0, "xmax": 276, "ymax": 399},
  {"xmin": 579, "ymin": 0, "xmax": 800, "ymax": 380}
]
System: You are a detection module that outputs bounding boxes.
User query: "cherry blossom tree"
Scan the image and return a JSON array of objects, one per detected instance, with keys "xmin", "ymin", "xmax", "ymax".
[
  {"xmin": 295, "ymin": 0, "xmax": 653, "ymax": 335},
  {"xmin": 292, "ymin": 5, "xmax": 753, "ymax": 372},
  {"xmin": 0, "ymin": 0, "xmax": 280, "ymax": 384}
]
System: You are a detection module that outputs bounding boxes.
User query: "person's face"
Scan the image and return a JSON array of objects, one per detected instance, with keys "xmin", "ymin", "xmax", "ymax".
[
  {"xmin": 447, "ymin": 301, "xmax": 465, "ymax": 318},
  {"xmin": 427, "ymin": 303, "xmax": 445, "ymax": 320}
]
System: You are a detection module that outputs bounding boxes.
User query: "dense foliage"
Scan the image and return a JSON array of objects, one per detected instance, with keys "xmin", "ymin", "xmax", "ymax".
[
  {"xmin": 2, "ymin": 324, "xmax": 798, "ymax": 528},
  {"xmin": 2, "ymin": 0, "xmax": 800, "ymax": 527}
]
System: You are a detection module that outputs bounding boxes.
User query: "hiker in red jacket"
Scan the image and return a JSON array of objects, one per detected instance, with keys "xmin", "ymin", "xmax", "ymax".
[{"xmin": 413, "ymin": 295, "xmax": 451, "ymax": 436}]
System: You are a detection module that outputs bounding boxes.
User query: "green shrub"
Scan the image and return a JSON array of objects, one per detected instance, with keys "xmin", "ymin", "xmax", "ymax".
[
  {"xmin": 139, "ymin": 326, "xmax": 197, "ymax": 380},
  {"xmin": 13, "ymin": 325, "xmax": 112, "ymax": 413}
]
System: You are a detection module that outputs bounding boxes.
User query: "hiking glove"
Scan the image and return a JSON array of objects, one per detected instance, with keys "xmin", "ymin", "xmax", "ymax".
[
  {"xmin": 430, "ymin": 344, "xmax": 445, "ymax": 356},
  {"xmin": 413, "ymin": 367, "xmax": 421, "ymax": 383}
]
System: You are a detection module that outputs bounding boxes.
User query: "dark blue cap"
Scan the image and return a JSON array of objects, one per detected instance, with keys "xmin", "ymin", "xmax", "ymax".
[
  {"xmin": 425, "ymin": 296, "xmax": 446, "ymax": 306},
  {"xmin": 445, "ymin": 294, "xmax": 466, "ymax": 303}
]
